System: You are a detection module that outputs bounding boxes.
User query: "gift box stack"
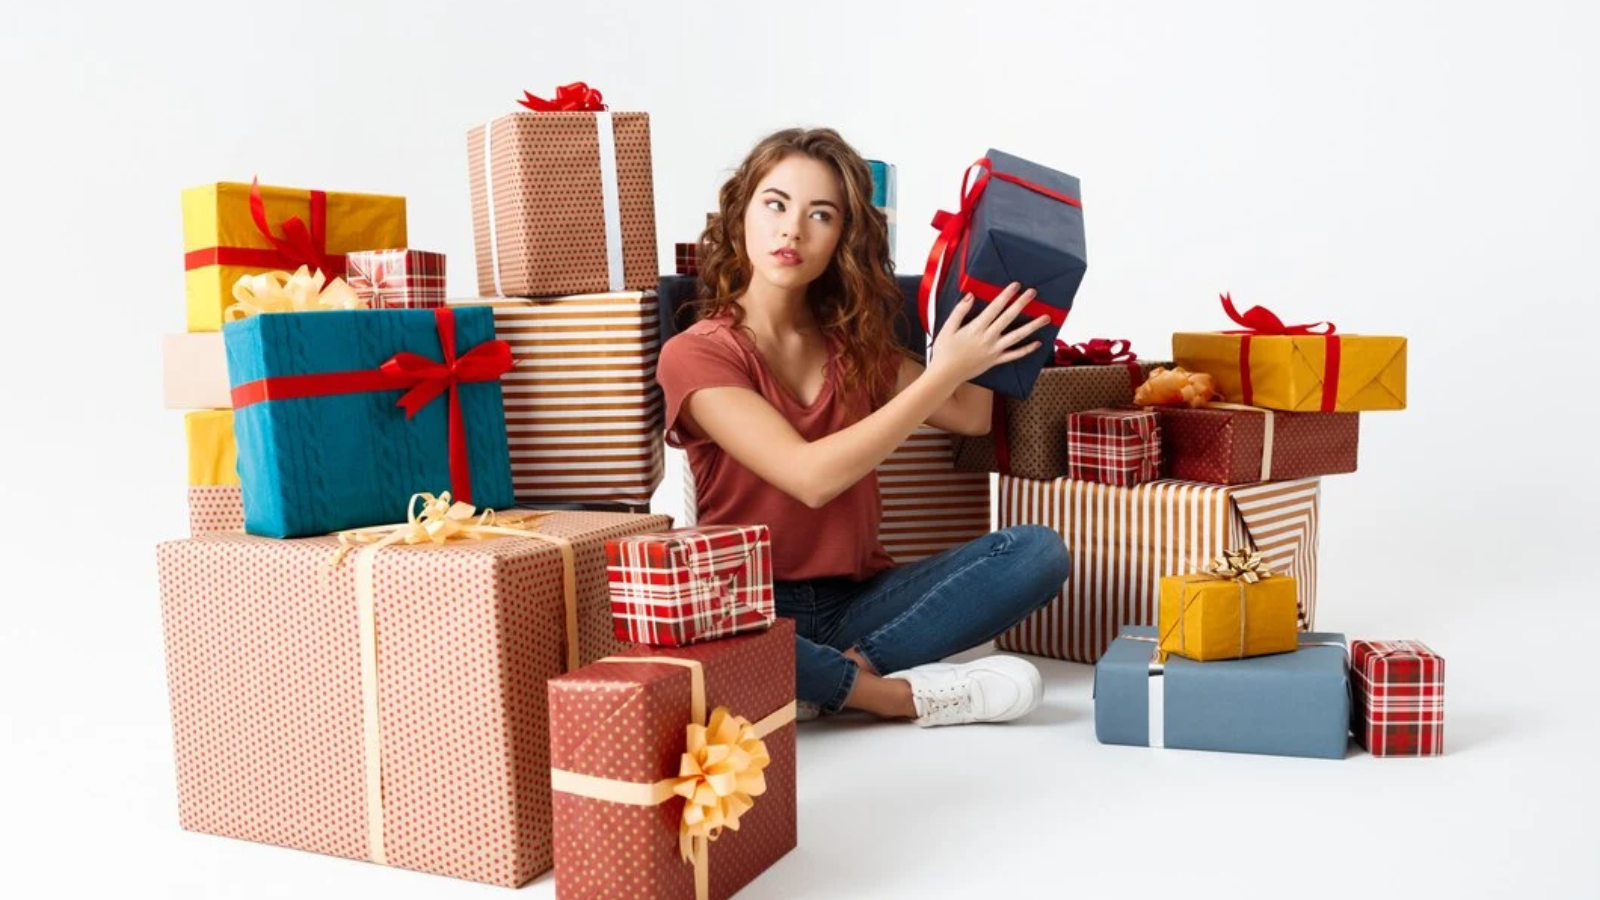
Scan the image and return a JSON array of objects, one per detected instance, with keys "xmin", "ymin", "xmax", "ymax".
[
  {"xmin": 155, "ymin": 85, "xmax": 797, "ymax": 895},
  {"xmin": 915, "ymin": 148, "xmax": 1441, "ymax": 760}
]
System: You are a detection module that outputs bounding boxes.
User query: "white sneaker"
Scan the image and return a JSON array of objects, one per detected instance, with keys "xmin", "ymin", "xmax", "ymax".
[
  {"xmin": 885, "ymin": 656, "xmax": 1044, "ymax": 727},
  {"xmin": 795, "ymin": 701, "xmax": 822, "ymax": 722}
]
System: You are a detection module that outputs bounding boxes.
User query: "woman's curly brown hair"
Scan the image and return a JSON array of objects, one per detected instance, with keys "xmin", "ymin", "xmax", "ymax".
[{"xmin": 693, "ymin": 128, "xmax": 906, "ymax": 404}]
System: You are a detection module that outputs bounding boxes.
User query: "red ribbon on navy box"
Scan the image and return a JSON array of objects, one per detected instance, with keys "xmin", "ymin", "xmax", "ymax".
[
  {"xmin": 229, "ymin": 307, "xmax": 514, "ymax": 505},
  {"xmin": 917, "ymin": 157, "xmax": 1081, "ymax": 335}
]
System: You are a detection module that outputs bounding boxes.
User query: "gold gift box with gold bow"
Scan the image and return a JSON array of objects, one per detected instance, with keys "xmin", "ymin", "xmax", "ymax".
[{"xmin": 1157, "ymin": 551, "xmax": 1301, "ymax": 662}]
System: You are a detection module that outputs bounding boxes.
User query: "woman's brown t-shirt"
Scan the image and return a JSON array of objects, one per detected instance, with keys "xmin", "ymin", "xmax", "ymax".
[{"xmin": 656, "ymin": 316, "xmax": 896, "ymax": 582}]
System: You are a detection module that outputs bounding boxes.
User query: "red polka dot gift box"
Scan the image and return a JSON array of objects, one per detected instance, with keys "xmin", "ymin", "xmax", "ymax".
[
  {"xmin": 1154, "ymin": 404, "xmax": 1360, "ymax": 486},
  {"xmin": 548, "ymin": 620, "xmax": 797, "ymax": 900},
  {"xmin": 155, "ymin": 508, "xmax": 670, "ymax": 887}
]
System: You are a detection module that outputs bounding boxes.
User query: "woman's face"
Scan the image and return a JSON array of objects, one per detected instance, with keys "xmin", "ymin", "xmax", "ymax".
[{"xmin": 743, "ymin": 154, "xmax": 844, "ymax": 292}]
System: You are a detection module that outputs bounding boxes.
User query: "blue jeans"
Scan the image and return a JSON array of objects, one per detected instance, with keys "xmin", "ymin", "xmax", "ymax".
[{"xmin": 775, "ymin": 525, "xmax": 1071, "ymax": 713}]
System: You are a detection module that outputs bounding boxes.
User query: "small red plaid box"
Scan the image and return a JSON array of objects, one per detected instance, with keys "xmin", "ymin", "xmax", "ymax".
[
  {"xmin": 606, "ymin": 524, "xmax": 775, "ymax": 647},
  {"xmin": 1351, "ymin": 640, "xmax": 1445, "ymax": 756},
  {"xmin": 345, "ymin": 248, "xmax": 447, "ymax": 309},
  {"xmin": 674, "ymin": 242, "xmax": 699, "ymax": 276},
  {"xmin": 1066, "ymin": 408, "xmax": 1162, "ymax": 486}
]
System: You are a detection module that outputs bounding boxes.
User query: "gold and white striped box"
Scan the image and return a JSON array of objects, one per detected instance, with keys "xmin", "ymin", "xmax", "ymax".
[
  {"xmin": 451, "ymin": 292, "xmax": 663, "ymax": 508},
  {"xmin": 997, "ymin": 476, "xmax": 1320, "ymax": 663}
]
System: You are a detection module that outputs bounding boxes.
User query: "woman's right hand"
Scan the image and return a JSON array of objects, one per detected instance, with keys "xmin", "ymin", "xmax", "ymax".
[{"xmin": 926, "ymin": 282, "xmax": 1053, "ymax": 387}]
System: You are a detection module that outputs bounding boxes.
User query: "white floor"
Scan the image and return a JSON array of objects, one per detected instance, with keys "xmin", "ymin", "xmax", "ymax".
[{"xmin": 5, "ymin": 590, "xmax": 1595, "ymax": 900}]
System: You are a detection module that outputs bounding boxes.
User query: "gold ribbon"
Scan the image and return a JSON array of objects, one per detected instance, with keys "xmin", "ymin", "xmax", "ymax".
[
  {"xmin": 1160, "ymin": 549, "xmax": 1276, "ymax": 661},
  {"xmin": 225, "ymin": 264, "xmax": 366, "ymax": 321},
  {"xmin": 548, "ymin": 655, "xmax": 798, "ymax": 900},
  {"xmin": 330, "ymin": 492, "xmax": 581, "ymax": 866},
  {"xmin": 1205, "ymin": 402, "xmax": 1277, "ymax": 481}
]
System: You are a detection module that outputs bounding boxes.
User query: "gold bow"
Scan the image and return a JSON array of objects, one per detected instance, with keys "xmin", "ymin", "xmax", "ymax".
[
  {"xmin": 673, "ymin": 707, "xmax": 772, "ymax": 863},
  {"xmin": 331, "ymin": 491, "xmax": 546, "ymax": 563},
  {"xmin": 1206, "ymin": 548, "xmax": 1274, "ymax": 583},
  {"xmin": 226, "ymin": 265, "xmax": 366, "ymax": 321}
]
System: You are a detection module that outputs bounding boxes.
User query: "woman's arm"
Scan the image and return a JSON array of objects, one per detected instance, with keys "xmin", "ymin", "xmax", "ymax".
[
  {"xmin": 894, "ymin": 358, "xmax": 994, "ymax": 436},
  {"xmin": 681, "ymin": 284, "xmax": 1048, "ymax": 509}
]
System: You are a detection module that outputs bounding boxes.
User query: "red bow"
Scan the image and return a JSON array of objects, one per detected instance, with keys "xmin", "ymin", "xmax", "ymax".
[
  {"xmin": 184, "ymin": 178, "xmax": 345, "ymax": 279},
  {"xmin": 917, "ymin": 158, "xmax": 1080, "ymax": 336},
  {"xmin": 1220, "ymin": 292, "xmax": 1336, "ymax": 336},
  {"xmin": 1215, "ymin": 293, "xmax": 1341, "ymax": 411},
  {"xmin": 1054, "ymin": 338, "xmax": 1136, "ymax": 367},
  {"xmin": 229, "ymin": 307, "xmax": 514, "ymax": 505},
  {"xmin": 518, "ymin": 82, "xmax": 608, "ymax": 111}
]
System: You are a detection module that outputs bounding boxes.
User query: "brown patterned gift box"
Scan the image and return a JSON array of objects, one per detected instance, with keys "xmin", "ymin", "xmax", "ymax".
[
  {"xmin": 467, "ymin": 110, "xmax": 657, "ymax": 298},
  {"xmin": 1156, "ymin": 404, "xmax": 1359, "ymax": 485},
  {"xmin": 675, "ymin": 242, "xmax": 699, "ymax": 276},
  {"xmin": 452, "ymin": 292, "xmax": 663, "ymax": 507},
  {"xmin": 549, "ymin": 620, "xmax": 797, "ymax": 900},
  {"xmin": 997, "ymin": 476, "xmax": 1321, "ymax": 663},
  {"xmin": 156, "ymin": 509, "xmax": 672, "ymax": 887},
  {"xmin": 954, "ymin": 361, "xmax": 1165, "ymax": 480}
]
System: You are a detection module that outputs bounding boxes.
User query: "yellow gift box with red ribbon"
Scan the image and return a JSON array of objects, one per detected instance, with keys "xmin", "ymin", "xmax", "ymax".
[
  {"xmin": 1172, "ymin": 294, "xmax": 1407, "ymax": 412},
  {"xmin": 1158, "ymin": 549, "xmax": 1301, "ymax": 662},
  {"xmin": 181, "ymin": 179, "xmax": 406, "ymax": 331}
]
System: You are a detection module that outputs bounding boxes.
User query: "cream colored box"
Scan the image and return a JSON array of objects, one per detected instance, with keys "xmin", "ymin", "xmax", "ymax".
[{"xmin": 162, "ymin": 333, "xmax": 230, "ymax": 409}]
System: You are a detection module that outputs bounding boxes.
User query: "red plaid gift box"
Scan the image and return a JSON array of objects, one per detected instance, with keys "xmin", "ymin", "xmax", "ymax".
[
  {"xmin": 607, "ymin": 525, "xmax": 775, "ymax": 647},
  {"xmin": 1066, "ymin": 408, "xmax": 1162, "ymax": 486},
  {"xmin": 674, "ymin": 242, "xmax": 699, "ymax": 276},
  {"xmin": 345, "ymin": 249, "xmax": 447, "ymax": 309},
  {"xmin": 1352, "ymin": 639, "xmax": 1445, "ymax": 757}
]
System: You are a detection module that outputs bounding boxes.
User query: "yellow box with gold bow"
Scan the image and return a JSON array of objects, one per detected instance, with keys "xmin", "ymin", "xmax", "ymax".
[
  {"xmin": 1158, "ymin": 551, "xmax": 1300, "ymax": 662},
  {"xmin": 181, "ymin": 181, "xmax": 406, "ymax": 332},
  {"xmin": 184, "ymin": 409, "xmax": 237, "ymax": 487},
  {"xmin": 1171, "ymin": 294, "xmax": 1407, "ymax": 412}
]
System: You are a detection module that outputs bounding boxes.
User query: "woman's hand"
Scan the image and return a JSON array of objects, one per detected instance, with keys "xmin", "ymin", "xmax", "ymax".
[{"xmin": 926, "ymin": 282, "xmax": 1053, "ymax": 388}]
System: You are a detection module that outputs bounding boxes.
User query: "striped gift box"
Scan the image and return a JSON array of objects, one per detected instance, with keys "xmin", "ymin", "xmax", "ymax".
[
  {"xmin": 606, "ymin": 525, "xmax": 775, "ymax": 646},
  {"xmin": 1351, "ymin": 640, "xmax": 1445, "ymax": 756},
  {"xmin": 345, "ymin": 249, "xmax": 447, "ymax": 309},
  {"xmin": 997, "ymin": 476, "xmax": 1320, "ymax": 663},
  {"xmin": 454, "ymin": 292, "xmax": 663, "ymax": 507},
  {"xmin": 1066, "ymin": 408, "xmax": 1161, "ymax": 487},
  {"xmin": 676, "ymin": 427, "xmax": 992, "ymax": 565},
  {"xmin": 878, "ymin": 427, "xmax": 992, "ymax": 563}
]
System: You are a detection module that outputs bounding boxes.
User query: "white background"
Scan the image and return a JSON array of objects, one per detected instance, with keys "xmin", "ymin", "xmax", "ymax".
[{"xmin": 4, "ymin": 1, "xmax": 1598, "ymax": 897}]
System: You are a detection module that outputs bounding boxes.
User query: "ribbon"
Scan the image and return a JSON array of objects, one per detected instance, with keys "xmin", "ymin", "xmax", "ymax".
[
  {"xmin": 185, "ymin": 178, "xmax": 344, "ymax": 280},
  {"xmin": 1133, "ymin": 365, "xmax": 1219, "ymax": 409},
  {"xmin": 1157, "ymin": 549, "xmax": 1276, "ymax": 661},
  {"xmin": 331, "ymin": 493, "xmax": 581, "ymax": 865},
  {"xmin": 917, "ymin": 157, "xmax": 1080, "ymax": 337},
  {"xmin": 228, "ymin": 306, "xmax": 514, "ymax": 506},
  {"xmin": 519, "ymin": 82, "xmax": 608, "ymax": 111},
  {"xmin": 1054, "ymin": 338, "xmax": 1135, "ymax": 367},
  {"xmin": 1218, "ymin": 293, "xmax": 1342, "ymax": 412},
  {"xmin": 1205, "ymin": 402, "xmax": 1277, "ymax": 481},
  {"xmin": 224, "ymin": 265, "xmax": 366, "ymax": 321},
  {"xmin": 549, "ymin": 656, "xmax": 798, "ymax": 900}
]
